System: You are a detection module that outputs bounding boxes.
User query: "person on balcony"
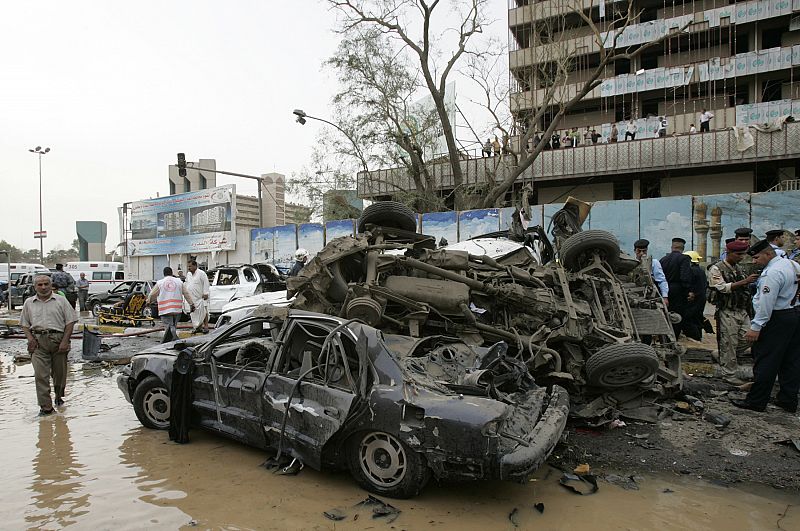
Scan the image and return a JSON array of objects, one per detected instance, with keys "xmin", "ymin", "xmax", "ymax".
[
  {"xmin": 657, "ymin": 116, "xmax": 668, "ymax": 138},
  {"xmin": 700, "ymin": 109, "xmax": 714, "ymax": 132},
  {"xmin": 625, "ymin": 119, "xmax": 637, "ymax": 140}
]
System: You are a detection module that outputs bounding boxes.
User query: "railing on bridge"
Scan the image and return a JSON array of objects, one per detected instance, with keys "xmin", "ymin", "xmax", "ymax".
[{"xmin": 358, "ymin": 123, "xmax": 800, "ymax": 197}]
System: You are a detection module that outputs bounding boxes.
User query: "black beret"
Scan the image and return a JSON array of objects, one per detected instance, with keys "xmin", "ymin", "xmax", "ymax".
[
  {"xmin": 725, "ymin": 237, "xmax": 735, "ymax": 244},
  {"xmin": 734, "ymin": 227, "xmax": 752, "ymax": 237},
  {"xmin": 671, "ymin": 237, "xmax": 686, "ymax": 244},
  {"xmin": 747, "ymin": 239, "xmax": 771, "ymax": 256},
  {"xmin": 633, "ymin": 238, "xmax": 650, "ymax": 249},
  {"xmin": 765, "ymin": 229, "xmax": 785, "ymax": 238}
]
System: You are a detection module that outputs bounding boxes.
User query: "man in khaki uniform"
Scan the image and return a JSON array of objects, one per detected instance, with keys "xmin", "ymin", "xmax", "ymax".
[
  {"xmin": 708, "ymin": 240, "xmax": 759, "ymax": 382},
  {"xmin": 20, "ymin": 274, "xmax": 78, "ymax": 415}
]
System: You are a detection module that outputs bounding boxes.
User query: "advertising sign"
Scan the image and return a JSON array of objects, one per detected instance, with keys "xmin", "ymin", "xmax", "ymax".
[{"xmin": 127, "ymin": 184, "xmax": 236, "ymax": 256}]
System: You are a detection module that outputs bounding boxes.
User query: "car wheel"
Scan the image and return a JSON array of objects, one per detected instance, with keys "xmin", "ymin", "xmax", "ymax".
[
  {"xmin": 560, "ymin": 229, "xmax": 620, "ymax": 272},
  {"xmin": 585, "ymin": 343, "xmax": 660, "ymax": 389},
  {"xmin": 347, "ymin": 431, "xmax": 430, "ymax": 499},
  {"xmin": 357, "ymin": 201, "xmax": 417, "ymax": 233},
  {"xmin": 142, "ymin": 306, "xmax": 154, "ymax": 319},
  {"xmin": 91, "ymin": 301, "xmax": 102, "ymax": 317},
  {"xmin": 132, "ymin": 375, "xmax": 170, "ymax": 429}
]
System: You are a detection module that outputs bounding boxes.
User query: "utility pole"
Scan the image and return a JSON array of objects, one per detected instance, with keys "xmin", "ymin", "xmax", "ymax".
[{"xmin": 28, "ymin": 146, "xmax": 50, "ymax": 262}]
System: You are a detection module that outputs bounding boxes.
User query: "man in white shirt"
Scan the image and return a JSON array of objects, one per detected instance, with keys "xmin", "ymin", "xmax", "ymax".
[
  {"xmin": 765, "ymin": 229, "xmax": 788, "ymax": 258},
  {"xmin": 625, "ymin": 120, "xmax": 637, "ymax": 141},
  {"xmin": 700, "ymin": 109, "xmax": 714, "ymax": 132},
  {"xmin": 657, "ymin": 116, "xmax": 668, "ymax": 137},
  {"xmin": 184, "ymin": 260, "xmax": 210, "ymax": 333}
]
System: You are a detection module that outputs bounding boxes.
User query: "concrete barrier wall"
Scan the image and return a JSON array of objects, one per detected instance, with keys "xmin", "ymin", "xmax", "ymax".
[{"xmin": 248, "ymin": 190, "xmax": 800, "ymax": 267}]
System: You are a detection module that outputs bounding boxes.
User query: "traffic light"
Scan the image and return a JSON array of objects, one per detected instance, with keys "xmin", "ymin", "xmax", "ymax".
[{"xmin": 177, "ymin": 152, "xmax": 187, "ymax": 177}]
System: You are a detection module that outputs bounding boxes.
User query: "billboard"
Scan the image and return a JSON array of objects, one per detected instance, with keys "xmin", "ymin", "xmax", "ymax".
[{"xmin": 127, "ymin": 184, "xmax": 236, "ymax": 256}]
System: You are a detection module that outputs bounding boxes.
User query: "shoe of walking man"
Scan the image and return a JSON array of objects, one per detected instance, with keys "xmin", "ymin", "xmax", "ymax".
[
  {"xmin": 147, "ymin": 267, "xmax": 196, "ymax": 343},
  {"xmin": 20, "ymin": 274, "xmax": 78, "ymax": 415}
]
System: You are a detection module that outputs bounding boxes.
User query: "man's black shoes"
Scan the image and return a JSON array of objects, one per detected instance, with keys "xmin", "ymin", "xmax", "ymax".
[
  {"xmin": 775, "ymin": 402, "xmax": 798, "ymax": 414},
  {"xmin": 55, "ymin": 397, "xmax": 64, "ymax": 407},
  {"xmin": 729, "ymin": 399, "xmax": 765, "ymax": 412},
  {"xmin": 38, "ymin": 408, "xmax": 54, "ymax": 416}
]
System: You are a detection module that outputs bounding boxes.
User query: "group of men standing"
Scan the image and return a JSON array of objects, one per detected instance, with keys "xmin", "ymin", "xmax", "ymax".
[{"xmin": 635, "ymin": 227, "xmax": 799, "ymax": 414}]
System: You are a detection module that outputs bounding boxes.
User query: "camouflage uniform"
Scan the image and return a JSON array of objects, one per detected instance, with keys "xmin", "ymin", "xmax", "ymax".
[{"xmin": 708, "ymin": 260, "xmax": 752, "ymax": 376}]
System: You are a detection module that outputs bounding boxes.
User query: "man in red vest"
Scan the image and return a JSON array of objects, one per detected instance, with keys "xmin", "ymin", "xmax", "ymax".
[{"xmin": 147, "ymin": 267, "xmax": 196, "ymax": 343}]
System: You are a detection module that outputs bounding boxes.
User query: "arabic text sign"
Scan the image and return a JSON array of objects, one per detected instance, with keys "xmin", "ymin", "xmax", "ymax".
[{"xmin": 128, "ymin": 184, "xmax": 236, "ymax": 256}]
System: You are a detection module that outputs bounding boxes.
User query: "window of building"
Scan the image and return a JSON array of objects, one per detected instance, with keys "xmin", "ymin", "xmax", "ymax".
[
  {"xmin": 640, "ymin": 53, "xmax": 658, "ymax": 70},
  {"xmin": 762, "ymin": 80, "xmax": 783, "ymax": 103},
  {"xmin": 183, "ymin": 176, "xmax": 191, "ymax": 191},
  {"xmin": 200, "ymin": 174, "xmax": 207, "ymax": 189},
  {"xmin": 169, "ymin": 181, "xmax": 176, "ymax": 195},
  {"xmin": 734, "ymin": 33, "xmax": 749, "ymax": 54},
  {"xmin": 613, "ymin": 180, "xmax": 633, "ymax": 200},
  {"xmin": 614, "ymin": 58, "xmax": 631, "ymax": 76},
  {"xmin": 761, "ymin": 27, "xmax": 784, "ymax": 49},
  {"xmin": 641, "ymin": 99, "xmax": 659, "ymax": 118},
  {"xmin": 640, "ymin": 178, "xmax": 661, "ymax": 199}
]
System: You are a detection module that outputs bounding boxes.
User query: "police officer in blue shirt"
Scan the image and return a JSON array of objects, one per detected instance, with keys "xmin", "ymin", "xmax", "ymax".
[
  {"xmin": 765, "ymin": 229, "xmax": 788, "ymax": 258},
  {"xmin": 731, "ymin": 239, "xmax": 800, "ymax": 413}
]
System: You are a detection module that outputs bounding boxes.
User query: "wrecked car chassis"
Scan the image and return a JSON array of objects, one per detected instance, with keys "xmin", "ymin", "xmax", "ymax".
[
  {"xmin": 288, "ymin": 228, "xmax": 680, "ymax": 394},
  {"xmin": 118, "ymin": 311, "xmax": 570, "ymax": 498}
]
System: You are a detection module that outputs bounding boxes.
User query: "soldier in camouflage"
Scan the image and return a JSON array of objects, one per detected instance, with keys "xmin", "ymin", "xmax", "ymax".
[{"xmin": 708, "ymin": 240, "xmax": 760, "ymax": 381}]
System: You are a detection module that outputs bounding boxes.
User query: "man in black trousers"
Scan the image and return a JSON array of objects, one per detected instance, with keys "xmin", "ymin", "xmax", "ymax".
[
  {"xmin": 731, "ymin": 240, "xmax": 800, "ymax": 413},
  {"xmin": 660, "ymin": 237, "xmax": 693, "ymax": 337}
]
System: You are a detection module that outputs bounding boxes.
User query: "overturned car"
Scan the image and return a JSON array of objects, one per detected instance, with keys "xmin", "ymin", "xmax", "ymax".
[
  {"xmin": 287, "ymin": 200, "xmax": 681, "ymax": 399},
  {"xmin": 118, "ymin": 308, "xmax": 569, "ymax": 498}
]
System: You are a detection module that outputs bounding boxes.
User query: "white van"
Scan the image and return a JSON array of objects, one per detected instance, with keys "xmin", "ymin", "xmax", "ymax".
[
  {"xmin": 0, "ymin": 263, "xmax": 49, "ymax": 283},
  {"xmin": 65, "ymin": 261, "xmax": 126, "ymax": 294}
]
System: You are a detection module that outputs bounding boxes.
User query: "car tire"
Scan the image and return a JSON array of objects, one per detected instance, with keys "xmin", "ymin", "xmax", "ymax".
[
  {"xmin": 560, "ymin": 229, "xmax": 620, "ymax": 272},
  {"xmin": 357, "ymin": 201, "xmax": 417, "ymax": 233},
  {"xmin": 91, "ymin": 301, "xmax": 102, "ymax": 317},
  {"xmin": 585, "ymin": 343, "xmax": 660, "ymax": 389},
  {"xmin": 132, "ymin": 375, "xmax": 170, "ymax": 430},
  {"xmin": 142, "ymin": 306, "xmax": 154, "ymax": 319},
  {"xmin": 347, "ymin": 430, "xmax": 430, "ymax": 499}
]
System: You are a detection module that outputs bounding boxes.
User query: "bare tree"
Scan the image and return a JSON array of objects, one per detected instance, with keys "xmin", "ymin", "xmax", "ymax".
[{"xmin": 329, "ymin": 0, "xmax": 490, "ymax": 208}]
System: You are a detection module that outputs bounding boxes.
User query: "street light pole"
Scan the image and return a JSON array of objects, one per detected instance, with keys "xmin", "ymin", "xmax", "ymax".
[
  {"xmin": 292, "ymin": 109, "xmax": 369, "ymax": 173},
  {"xmin": 28, "ymin": 146, "xmax": 50, "ymax": 261}
]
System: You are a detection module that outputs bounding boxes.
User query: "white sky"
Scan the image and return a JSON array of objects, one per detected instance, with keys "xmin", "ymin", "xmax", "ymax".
[{"xmin": 0, "ymin": 0, "xmax": 507, "ymax": 253}]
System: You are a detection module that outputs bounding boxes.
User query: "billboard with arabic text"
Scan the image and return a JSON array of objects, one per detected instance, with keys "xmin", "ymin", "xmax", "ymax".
[{"xmin": 127, "ymin": 184, "xmax": 236, "ymax": 256}]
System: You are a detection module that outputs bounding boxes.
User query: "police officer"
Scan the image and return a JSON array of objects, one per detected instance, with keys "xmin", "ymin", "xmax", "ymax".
[
  {"xmin": 660, "ymin": 237, "xmax": 693, "ymax": 336},
  {"xmin": 730, "ymin": 240, "xmax": 800, "ymax": 413},
  {"xmin": 765, "ymin": 229, "xmax": 788, "ymax": 258},
  {"xmin": 720, "ymin": 227, "xmax": 753, "ymax": 261},
  {"xmin": 633, "ymin": 239, "xmax": 669, "ymax": 303},
  {"xmin": 789, "ymin": 229, "xmax": 800, "ymax": 262},
  {"xmin": 708, "ymin": 240, "xmax": 760, "ymax": 381}
]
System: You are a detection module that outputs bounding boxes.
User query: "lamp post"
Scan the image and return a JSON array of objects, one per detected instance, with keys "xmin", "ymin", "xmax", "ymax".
[
  {"xmin": 28, "ymin": 146, "xmax": 50, "ymax": 262},
  {"xmin": 293, "ymin": 109, "xmax": 369, "ymax": 173}
]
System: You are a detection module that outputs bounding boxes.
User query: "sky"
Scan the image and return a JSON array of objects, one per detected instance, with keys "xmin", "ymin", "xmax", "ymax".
[{"xmin": 0, "ymin": 0, "xmax": 507, "ymax": 253}]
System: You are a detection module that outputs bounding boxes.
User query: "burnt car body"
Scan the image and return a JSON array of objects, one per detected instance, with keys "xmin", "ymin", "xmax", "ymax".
[
  {"xmin": 286, "ymin": 203, "xmax": 681, "ymax": 400},
  {"xmin": 89, "ymin": 280, "xmax": 156, "ymax": 317},
  {"xmin": 118, "ymin": 308, "xmax": 569, "ymax": 498}
]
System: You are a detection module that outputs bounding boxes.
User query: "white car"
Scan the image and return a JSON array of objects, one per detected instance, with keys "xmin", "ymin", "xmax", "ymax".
[
  {"xmin": 215, "ymin": 290, "xmax": 294, "ymax": 328},
  {"xmin": 208, "ymin": 264, "xmax": 285, "ymax": 318},
  {"xmin": 443, "ymin": 234, "xmax": 544, "ymax": 263}
]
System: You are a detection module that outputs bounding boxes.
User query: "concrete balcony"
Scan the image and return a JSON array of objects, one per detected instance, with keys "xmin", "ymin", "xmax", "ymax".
[{"xmin": 357, "ymin": 123, "xmax": 800, "ymax": 198}]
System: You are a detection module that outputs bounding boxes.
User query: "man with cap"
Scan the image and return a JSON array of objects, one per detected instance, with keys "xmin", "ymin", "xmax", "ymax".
[
  {"xmin": 708, "ymin": 240, "xmax": 760, "ymax": 381},
  {"xmin": 633, "ymin": 239, "xmax": 668, "ymax": 303},
  {"xmin": 730, "ymin": 239, "xmax": 800, "ymax": 413},
  {"xmin": 720, "ymin": 228, "xmax": 753, "ymax": 261},
  {"xmin": 660, "ymin": 237, "xmax": 693, "ymax": 336},
  {"xmin": 789, "ymin": 229, "xmax": 800, "ymax": 262},
  {"xmin": 765, "ymin": 229, "xmax": 788, "ymax": 258}
]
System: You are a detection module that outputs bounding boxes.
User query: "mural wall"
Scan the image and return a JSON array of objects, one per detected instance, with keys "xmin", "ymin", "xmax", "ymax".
[{"xmin": 249, "ymin": 191, "xmax": 799, "ymax": 267}]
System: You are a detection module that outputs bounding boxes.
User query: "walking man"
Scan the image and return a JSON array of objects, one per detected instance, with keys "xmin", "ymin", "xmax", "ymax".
[
  {"xmin": 765, "ymin": 229, "xmax": 788, "ymax": 258},
  {"xmin": 699, "ymin": 109, "xmax": 714, "ymax": 132},
  {"xmin": 20, "ymin": 275, "xmax": 78, "ymax": 415},
  {"xmin": 660, "ymin": 237, "xmax": 693, "ymax": 337},
  {"xmin": 633, "ymin": 239, "xmax": 669, "ymax": 303},
  {"xmin": 146, "ymin": 267, "xmax": 196, "ymax": 343},
  {"xmin": 708, "ymin": 240, "xmax": 760, "ymax": 381},
  {"xmin": 76, "ymin": 272, "xmax": 90, "ymax": 312},
  {"xmin": 184, "ymin": 260, "xmax": 210, "ymax": 334},
  {"xmin": 731, "ymin": 240, "xmax": 800, "ymax": 412}
]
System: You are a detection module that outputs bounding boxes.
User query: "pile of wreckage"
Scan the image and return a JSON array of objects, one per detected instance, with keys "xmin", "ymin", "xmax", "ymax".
[{"xmin": 287, "ymin": 199, "xmax": 683, "ymax": 424}]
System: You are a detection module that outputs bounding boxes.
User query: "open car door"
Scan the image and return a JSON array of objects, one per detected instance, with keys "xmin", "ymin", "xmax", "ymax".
[{"xmin": 262, "ymin": 317, "xmax": 363, "ymax": 470}]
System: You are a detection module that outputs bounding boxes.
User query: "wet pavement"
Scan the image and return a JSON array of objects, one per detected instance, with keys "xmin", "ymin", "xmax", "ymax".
[{"xmin": 0, "ymin": 344, "xmax": 798, "ymax": 530}]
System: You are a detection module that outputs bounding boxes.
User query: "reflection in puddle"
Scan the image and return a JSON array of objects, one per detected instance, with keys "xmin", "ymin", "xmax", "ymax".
[{"xmin": 0, "ymin": 348, "xmax": 798, "ymax": 530}]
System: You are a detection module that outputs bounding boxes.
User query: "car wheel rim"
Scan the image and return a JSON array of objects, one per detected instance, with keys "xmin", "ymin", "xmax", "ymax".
[
  {"xmin": 359, "ymin": 432, "xmax": 406, "ymax": 487},
  {"xmin": 143, "ymin": 387, "xmax": 170, "ymax": 427},
  {"xmin": 600, "ymin": 364, "xmax": 650, "ymax": 386},
  {"xmin": 92, "ymin": 303, "xmax": 101, "ymax": 316}
]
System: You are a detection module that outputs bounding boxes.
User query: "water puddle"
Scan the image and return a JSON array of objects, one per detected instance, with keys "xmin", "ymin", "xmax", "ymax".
[{"xmin": 0, "ymin": 351, "xmax": 797, "ymax": 530}]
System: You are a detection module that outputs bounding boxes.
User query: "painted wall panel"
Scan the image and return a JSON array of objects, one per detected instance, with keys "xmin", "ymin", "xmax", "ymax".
[
  {"xmin": 458, "ymin": 209, "xmax": 500, "ymax": 241},
  {"xmin": 639, "ymin": 196, "xmax": 693, "ymax": 260},
  {"xmin": 325, "ymin": 219, "xmax": 355, "ymax": 242},
  {"xmin": 750, "ymin": 190, "xmax": 800, "ymax": 256},
  {"xmin": 298, "ymin": 223, "xmax": 324, "ymax": 258},
  {"xmin": 421, "ymin": 211, "xmax": 458, "ymax": 246},
  {"xmin": 691, "ymin": 193, "xmax": 751, "ymax": 263},
  {"xmin": 273, "ymin": 225, "xmax": 297, "ymax": 270},
  {"xmin": 250, "ymin": 227, "xmax": 274, "ymax": 263},
  {"xmin": 588, "ymin": 199, "xmax": 639, "ymax": 252}
]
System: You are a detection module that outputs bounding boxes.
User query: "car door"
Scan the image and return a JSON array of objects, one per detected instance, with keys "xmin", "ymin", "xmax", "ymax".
[
  {"xmin": 261, "ymin": 318, "xmax": 360, "ymax": 469},
  {"xmin": 192, "ymin": 318, "xmax": 274, "ymax": 449},
  {"xmin": 209, "ymin": 268, "xmax": 239, "ymax": 314}
]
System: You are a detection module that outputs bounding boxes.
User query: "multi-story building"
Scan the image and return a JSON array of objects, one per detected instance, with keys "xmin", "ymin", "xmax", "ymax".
[{"xmin": 358, "ymin": 0, "xmax": 800, "ymax": 206}]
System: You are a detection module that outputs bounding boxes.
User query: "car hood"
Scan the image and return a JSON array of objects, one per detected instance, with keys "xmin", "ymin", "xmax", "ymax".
[
  {"xmin": 221, "ymin": 290, "xmax": 293, "ymax": 312},
  {"xmin": 135, "ymin": 334, "xmax": 211, "ymax": 356}
]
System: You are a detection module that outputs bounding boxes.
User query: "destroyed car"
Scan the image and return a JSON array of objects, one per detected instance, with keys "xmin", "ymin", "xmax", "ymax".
[
  {"xmin": 286, "ymin": 201, "xmax": 681, "ymax": 400},
  {"xmin": 208, "ymin": 263, "xmax": 286, "ymax": 319},
  {"xmin": 117, "ymin": 308, "xmax": 569, "ymax": 498}
]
